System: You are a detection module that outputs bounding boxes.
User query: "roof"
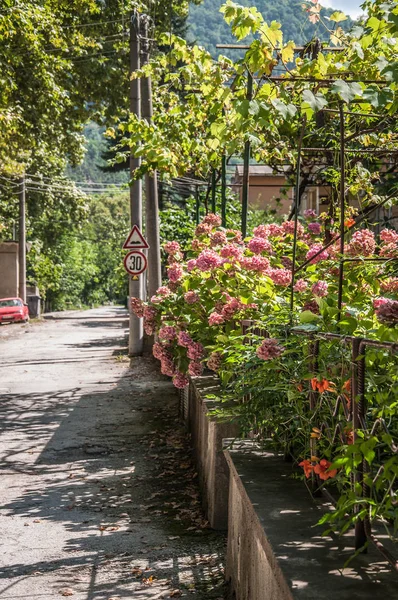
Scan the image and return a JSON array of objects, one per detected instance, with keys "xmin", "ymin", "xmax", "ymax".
[{"xmin": 234, "ymin": 165, "xmax": 290, "ymax": 177}]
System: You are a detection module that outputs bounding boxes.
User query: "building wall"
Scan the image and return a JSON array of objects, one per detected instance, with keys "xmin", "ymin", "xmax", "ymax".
[
  {"xmin": 0, "ymin": 242, "xmax": 19, "ymax": 298},
  {"xmin": 247, "ymin": 176, "xmax": 294, "ymax": 213}
]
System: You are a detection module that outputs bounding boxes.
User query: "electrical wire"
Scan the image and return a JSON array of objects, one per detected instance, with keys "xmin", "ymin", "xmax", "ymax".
[
  {"xmin": 13, "ymin": 32, "xmax": 129, "ymax": 59},
  {"xmin": 25, "ymin": 173, "xmax": 127, "ymax": 187}
]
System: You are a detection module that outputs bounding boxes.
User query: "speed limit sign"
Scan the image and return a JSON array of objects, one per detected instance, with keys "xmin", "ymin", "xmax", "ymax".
[{"xmin": 123, "ymin": 251, "xmax": 148, "ymax": 275}]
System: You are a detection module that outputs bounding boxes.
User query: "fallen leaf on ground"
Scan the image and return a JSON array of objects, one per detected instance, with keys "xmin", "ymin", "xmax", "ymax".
[
  {"xmin": 169, "ymin": 591, "xmax": 182, "ymax": 598},
  {"xmin": 59, "ymin": 588, "xmax": 74, "ymax": 596}
]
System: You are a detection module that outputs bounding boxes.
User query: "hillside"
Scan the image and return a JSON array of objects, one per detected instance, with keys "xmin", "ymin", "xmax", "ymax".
[
  {"xmin": 66, "ymin": 122, "xmax": 129, "ymax": 185},
  {"xmin": 187, "ymin": 0, "xmax": 355, "ymax": 57}
]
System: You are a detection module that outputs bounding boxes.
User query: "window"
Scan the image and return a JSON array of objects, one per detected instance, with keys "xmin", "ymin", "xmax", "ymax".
[{"xmin": 0, "ymin": 299, "xmax": 22, "ymax": 307}]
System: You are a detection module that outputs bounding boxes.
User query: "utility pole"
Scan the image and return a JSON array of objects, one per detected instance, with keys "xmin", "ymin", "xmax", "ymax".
[
  {"xmin": 140, "ymin": 15, "xmax": 161, "ymax": 299},
  {"xmin": 18, "ymin": 175, "xmax": 26, "ymax": 303},
  {"xmin": 129, "ymin": 10, "xmax": 144, "ymax": 355}
]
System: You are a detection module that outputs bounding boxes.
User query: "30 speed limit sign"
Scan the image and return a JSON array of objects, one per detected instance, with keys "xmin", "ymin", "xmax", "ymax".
[{"xmin": 123, "ymin": 251, "xmax": 148, "ymax": 275}]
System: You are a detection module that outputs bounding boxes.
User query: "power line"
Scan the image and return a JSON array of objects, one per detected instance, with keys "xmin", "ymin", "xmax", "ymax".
[
  {"xmin": 14, "ymin": 32, "xmax": 129, "ymax": 59},
  {"xmin": 25, "ymin": 173, "xmax": 127, "ymax": 187}
]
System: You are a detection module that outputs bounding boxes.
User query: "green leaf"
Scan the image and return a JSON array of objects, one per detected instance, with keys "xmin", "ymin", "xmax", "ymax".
[
  {"xmin": 331, "ymin": 80, "xmax": 363, "ymax": 103},
  {"xmin": 271, "ymin": 99, "xmax": 297, "ymax": 119},
  {"xmin": 299, "ymin": 311, "xmax": 320, "ymax": 323},
  {"xmin": 381, "ymin": 61, "xmax": 398, "ymax": 82},
  {"xmin": 329, "ymin": 11, "xmax": 348, "ymax": 22},
  {"xmin": 363, "ymin": 86, "xmax": 394, "ymax": 107},
  {"xmin": 291, "ymin": 323, "xmax": 319, "ymax": 332},
  {"xmin": 302, "ymin": 89, "xmax": 328, "ymax": 111}
]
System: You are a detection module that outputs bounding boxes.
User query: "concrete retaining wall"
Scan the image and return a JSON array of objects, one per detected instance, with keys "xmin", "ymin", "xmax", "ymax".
[
  {"xmin": 186, "ymin": 376, "xmax": 239, "ymax": 530},
  {"xmin": 224, "ymin": 443, "xmax": 398, "ymax": 600}
]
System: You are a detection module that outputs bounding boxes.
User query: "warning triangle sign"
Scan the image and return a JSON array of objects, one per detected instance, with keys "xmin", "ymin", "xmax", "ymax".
[{"xmin": 123, "ymin": 225, "xmax": 149, "ymax": 250}]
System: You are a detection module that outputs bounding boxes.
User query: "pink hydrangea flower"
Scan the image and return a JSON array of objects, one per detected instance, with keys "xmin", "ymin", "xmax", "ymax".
[
  {"xmin": 203, "ymin": 213, "xmax": 222, "ymax": 227},
  {"xmin": 158, "ymin": 325, "xmax": 177, "ymax": 341},
  {"xmin": 196, "ymin": 249, "xmax": 222, "ymax": 271},
  {"xmin": 151, "ymin": 285, "xmax": 171, "ymax": 304},
  {"xmin": 207, "ymin": 351, "xmax": 222, "ymax": 372},
  {"xmin": 304, "ymin": 209, "xmax": 317, "ymax": 220},
  {"xmin": 248, "ymin": 237, "xmax": 273, "ymax": 254},
  {"xmin": 167, "ymin": 263, "xmax": 183, "ymax": 283},
  {"xmin": 252, "ymin": 224, "xmax": 270, "ymax": 239},
  {"xmin": 187, "ymin": 342, "xmax": 204, "ymax": 361},
  {"xmin": 188, "ymin": 361, "xmax": 204, "ymax": 377},
  {"xmin": 269, "ymin": 268, "xmax": 291, "ymax": 287},
  {"xmin": 144, "ymin": 321, "xmax": 156, "ymax": 335},
  {"xmin": 347, "ymin": 229, "xmax": 376, "ymax": 257},
  {"xmin": 306, "ymin": 244, "xmax": 329, "ymax": 264},
  {"xmin": 173, "ymin": 371, "xmax": 189, "ymax": 389},
  {"xmin": 283, "ymin": 221, "xmax": 304, "ymax": 237},
  {"xmin": 143, "ymin": 306, "xmax": 157, "ymax": 335},
  {"xmin": 379, "ymin": 243, "xmax": 398, "ymax": 258},
  {"xmin": 226, "ymin": 229, "xmax": 243, "ymax": 243},
  {"xmin": 164, "ymin": 241, "xmax": 181, "ymax": 255},
  {"xmin": 157, "ymin": 286, "xmax": 171, "ymax": 297},
  {"xmin": 167, "ymin": 252, "xmax": 183, "ymax": 264},
  {"xmin": 177, "ymin": 330, "xmax": 193, "ymax": 348},
  {"xmin": 312, "ymin": 280, "xmax": 328, "ymax": 297},
  {"xmin": 220, "ymin": 244, "xmax": 243, "ymax": 260},
  {"xmin": 208, "ymin": 312, "xmax": 225, "ymax": 326},
  {"xmin": 256, "ymin": 338, "xmax": 284, "ymax": 360},
  {"xmin": 375, "ymin": 299, "xmax": 398, "ymax": 325},
  {"xmin": 221, "ymin": 298, "xmax": 242, "ymax": 320},
  {"xmin": 184, "ymin": 290, "xmax": 199, "ymax": 304},
  {"xmin": 266, "ymin": 223, "xmax": 284, "ymax": 237},
  {"xmin": 153, "ymin": 342, "xmax": 166, "ymax": 360},
  {"xmin": 195, "ymin": 222, "xmax": 212, "ymax": 236},
  {"xmin": 308, "ymin": 222, "xmax": 321, "ymax": 235},
  {"xmin": 186, "ymin": 259, "xmax": 197, "ymax": 272},
  {"xmin": 302, "ymin": 300, "xmax": 320, "ymax": 314},
  {"xmin": 241, "ymin": 256, "xmax": 270, "ymax": 273},
  {"xmin": 131, "ymin": 297, "xmax": 145, "ymax": 318},
  {"xmin": 210, "ymin": 231, "xmax": 227, "ymax": 247},
  {"xmin": 380, "ymin": 229, "xmax": 398, "ymax": 244},
  {"xmin": 191, "ymin": 239, "xmax": 206, "ymax": 252},
  {"xmin": 294, "ymin": 279, "xmax": 308, "ymax": 293},
  {"xmin": 373, "ymin": 297, "xmax": 389, "ymax": 309},
  {"xmin": 161, "ymin": 357, "xmax": 176, "ymax": 377}
]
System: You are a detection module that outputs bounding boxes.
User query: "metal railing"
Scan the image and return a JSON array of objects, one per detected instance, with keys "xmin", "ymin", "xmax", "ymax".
[{"xmin": 241, "ymin": 319, "xmax": 398, "ymax": 569}]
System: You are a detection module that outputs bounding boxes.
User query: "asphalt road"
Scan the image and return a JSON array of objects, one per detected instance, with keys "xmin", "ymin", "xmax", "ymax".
[{"xmin": 0, "ymin": 307, "xmax": 225, "ymax": 599}]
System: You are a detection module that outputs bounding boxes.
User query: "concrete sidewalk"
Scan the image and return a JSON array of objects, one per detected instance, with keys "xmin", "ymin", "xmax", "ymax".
[{"xmin": 0, "ymin": 307, "xmax": 225, "ymax": 599}]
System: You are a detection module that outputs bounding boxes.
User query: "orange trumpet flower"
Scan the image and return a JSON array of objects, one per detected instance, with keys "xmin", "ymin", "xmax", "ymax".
[{"xmin": 310, "ymin": 378, "xmax": 335, "ymax": 393}]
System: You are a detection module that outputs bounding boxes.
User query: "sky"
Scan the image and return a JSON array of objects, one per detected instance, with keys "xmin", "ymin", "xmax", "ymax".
[{"xmin": 323, "ymin": 0, "xmax": 365, "ymax": 18}]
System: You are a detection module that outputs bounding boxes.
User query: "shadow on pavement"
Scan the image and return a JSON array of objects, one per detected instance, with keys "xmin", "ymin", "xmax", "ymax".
[{"xmin": 0, "ymin": 354, "xmax": 225, "ymax": 599}]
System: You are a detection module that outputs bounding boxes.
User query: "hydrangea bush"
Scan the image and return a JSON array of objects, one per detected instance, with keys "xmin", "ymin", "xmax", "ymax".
[
  {"xmin": 132, "ymin": 213, "xmax": 398, "ymax": 387},
  {"xmin": 131, "ymin": 213, "xmax": 398, "ymax": 539}
]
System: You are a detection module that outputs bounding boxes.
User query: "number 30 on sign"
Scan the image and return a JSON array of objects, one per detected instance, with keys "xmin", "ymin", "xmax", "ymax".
[{"xmin": 123, "ymin": 251, "xmax": 147, "ymax": 275}]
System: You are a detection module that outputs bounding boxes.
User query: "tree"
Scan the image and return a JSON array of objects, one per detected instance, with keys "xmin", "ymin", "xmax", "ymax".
[{"xmin": 116, "ymin": 0, "xmax": 398, "ymax": 220}]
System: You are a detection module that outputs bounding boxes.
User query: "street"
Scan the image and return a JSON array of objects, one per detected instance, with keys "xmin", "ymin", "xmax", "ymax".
[{"xmin": 0, "ymin": 307, "xmax": 224, "ymax": 599}]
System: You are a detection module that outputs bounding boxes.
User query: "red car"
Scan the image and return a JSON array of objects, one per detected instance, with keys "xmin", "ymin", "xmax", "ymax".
[{"xmin": 0, "ymin": 297, "xmax": 29, "ymax": 324}]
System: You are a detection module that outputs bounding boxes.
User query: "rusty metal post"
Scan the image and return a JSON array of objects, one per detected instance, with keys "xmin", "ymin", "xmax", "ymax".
[
  {"xmin": 337, "ymin": 103, "xmax": 345, "ymax": 323},
  {"xmin": 290, "ymin": 117, "xmax": 307, "ymax": 314},
  {"xmin": 309, "ymin": 339, "xmax": 320, "ymax": 491},
  {"xmin": 352, "ymin": 337, "xmax": 367, "ymax": 551},
  {"xmin": 241, "ymin": 71, "xmax": 253, "ymax": 238}
]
